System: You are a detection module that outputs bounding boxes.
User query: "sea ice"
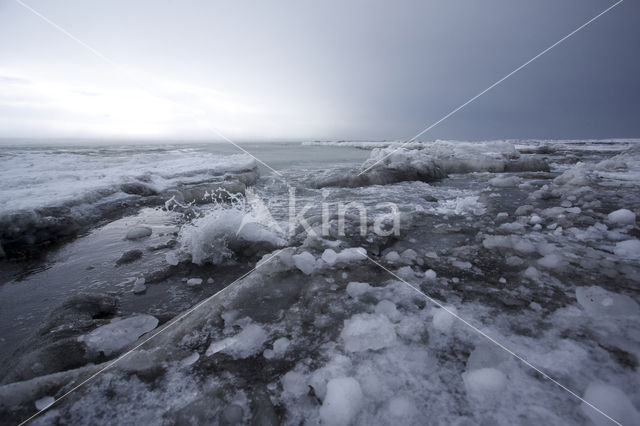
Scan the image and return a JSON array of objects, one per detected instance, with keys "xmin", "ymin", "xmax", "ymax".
[
  {"xmin": 321, "ymin": 248, "xmax": 338, "ymax": 265},
  {"xmin": 77, "ymin": 314, "xmax": 158, "ymax": 356},
  {"xmin": 576, "ymin": 286, "xmax": 639, "ymax": 316},
  {"xmin": 607, "ymin": 208, "xmax": 636, "ymax": 226},
  {"xmin": 132, "ymin": 277, "xmax": 147, "ymax": 294},
  {"xmin": 126, "ymin": 226, "xmax": 152, "ymax": 240},
  {"xmin": 432, "ymin": 306, "xmax": 457, "ymax": 332},
  {"xmin": 463, "ymin": 367, "xmax": 507, "ymax": 395},
  {"xmin": 35, "ymin": 396, "xmax": 55, "ymax": 411},
  {"xmin": 186, "ymin": 278, "xmax": 203, "ymax": 286},
  {"xmin": 346, "ymin": 282, "xmax": 372, "ymax": 298},
  {"xmin": 319, "ymin": 377, "xmax": 364, "ymax": 426},
  {"xmin": 614, "ymin": 239, "xmax": 640, "ymax": 260},
  {"xmin": 340, "ymin": 313, "xmax": 396, "ymax": 352},
  {"xmin": 293, "ymin": 252, "xmax": 316, "ymax": 275},
  {"xmin": 206, "ymin": 323, "xmax": 268, "ymax": 359},
  {"xmin": 581, "ymin": 382, "xmax": 640, "ymax": 426}
]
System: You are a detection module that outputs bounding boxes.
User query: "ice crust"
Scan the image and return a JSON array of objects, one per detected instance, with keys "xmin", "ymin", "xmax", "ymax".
[{"xmin": 77, "ymin": 315, "xmax": 158, "ymax": 356}]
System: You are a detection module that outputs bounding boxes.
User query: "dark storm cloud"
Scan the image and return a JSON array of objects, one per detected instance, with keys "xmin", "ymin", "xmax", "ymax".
[{"xmin": 0, "ymin": 0, "xmax": 638, "ymax": 140}]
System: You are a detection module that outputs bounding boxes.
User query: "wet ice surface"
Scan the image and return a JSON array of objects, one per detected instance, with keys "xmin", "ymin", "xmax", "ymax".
[{"xmin": 1, "ymin": 140, "xmax": 640, "ymax": 425}]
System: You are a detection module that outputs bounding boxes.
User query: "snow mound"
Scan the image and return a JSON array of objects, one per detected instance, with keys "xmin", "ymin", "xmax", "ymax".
[
  {"xmin": 77, "ymin": 315, "xmax": 158, "ymax": 356},
  {"xmin": 340, "ymin": 313, "xmax": 397, "ymax": 352}
]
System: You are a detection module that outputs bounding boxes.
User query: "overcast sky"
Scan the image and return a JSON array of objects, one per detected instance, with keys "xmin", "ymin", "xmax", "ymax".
[{"xmin": 0, "ymin": 0, "xmax": 638, "ymax": 141}]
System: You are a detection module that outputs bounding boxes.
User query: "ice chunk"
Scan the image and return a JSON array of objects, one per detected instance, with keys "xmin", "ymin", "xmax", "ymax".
[
  {"xmin": 424, "ymin": 269, "xmax": 437, "ymax": 281},
  {"xmin": 180, "ymin": 352, "xmax": 200, "ymax": 367},
  {"xmin": 384, "ymin": 251, "xmax": 400, "ymax": 263},
  {"xmin": 35, "ymin": 396, "xmax": 55, "ymax": 411},
  {"xmin": 321, "ymin": 248, "xmax": 338, "ymax": 265},
  {"xmin": 581, "ymin": 383, "xmax": 640, "ymax": 426},
  {"xmin": 293, "ymin": 252, "xmax": 316, "ymax": 275},
  {"xmin": 335, "ymin": 247, "xmax": 367, "ymax": 263},
  {"xmin": 132, "ymin": 277, "xmax": 147, "ymax": 294},
  {"xmin": 489, "ymin": 175, "xmax": 521, "ymax": 188},
  {"xmin": 375, "ymin": 300, "xmax": 400, "ymax": 322},
  {"xmin": 614, "ymin": 239, "xmax": 640, "ymax": 260},
  {"xmin": 265, "ymin": 337, "xmax": 291, "ymax": 359},
  {"xmin": 346, "ymin": 282, "xmax": 372, "ymax": 298},
  {"xmin": 523, "ymin": 266, "xmax": 541, "ymax": 281},
  {"xmin": 537, "ymin": 254, "xmax": 565, "ymax": 270},
  {"xmin": 126, "ymin": 226, "xmax": 152, "ymax": 240},
  {"xmin": 186, "ymin": 278, "xmax": 203, "ymax": 286},
  {"xmin": 282, "ymin": 370, "xmax": 308, "ymax": 397},
  {"xmin": 576, "ymin": 286, "xmax": 639, "ymax": 317},
  {"xmin": 165, "ymin": 252, "xmax": 179, "ymax": 266},
  {"xmin": 206, "ymin": 323, "xmax": 268, "ymax": 359},
  {"xmin": 78, "ymin": 314, "xmax": 158, "ymax": 356},
  {"xmin": 432, "ymin": 306, "xmax": 457, "ymax": 332},
  {"xmin": 388, "ymin": 396, "xmax": 417, "ymax": 419},
  {"xmin": 463, "ymin": 367, "xmax": 507, "ymax": 395},
  {"xmin": 607, "ymin": 208, "xmax": 636, "ymax": 226},
  {"xmin": 340, "ymin": 313, "xmax": 396, "ymax": 352},
  {"xmin": 319, "ymin": 377, "xmax": 364, "ymax": 426}
]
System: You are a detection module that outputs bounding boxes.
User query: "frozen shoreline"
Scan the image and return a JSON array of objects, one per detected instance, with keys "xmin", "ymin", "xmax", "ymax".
[{"xmin": 1, "ymin": 140, "xmax": 639, "ymax": 425}]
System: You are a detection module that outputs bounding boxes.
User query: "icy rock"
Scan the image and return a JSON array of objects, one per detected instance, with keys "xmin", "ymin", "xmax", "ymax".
[
  {"xmin": 207, "ymin": 277, "xmax": 214, "ymax": 284},
  {"xmin": 576, "ymin": 286, "xmax": 639, "ymax": 316},
  {"xmin": 126, "ymin": 226, "xmax": 152, "ymax": 240},
  {"xmin": 293, "ymin": 251, "xmax": 316, "ymax": 275},
  {"xmin": 463, "ymin": 368, "xmax": 507, "ymax": 395},
  {"xmin": 206, "ymin": 323, "xmax": 268, "ymax": 359},
  {"xmin": 400, "ymin": 249, "xmax": 418, "ymax": 264},
  {"xmin": 607, "ymin": 209, "xmax": 636, "ymax": 226},
  {"xmin": 346, "ymin": 282, "xmax": 372, "ymax": 298},
  {"xmin": 614, "ymin": 239, "xmax": 640, "ymax": 260},
  {"xmin": 581, "ymin": 383, "xmax": 640, "ymax": 426},
  {"xmin": 116, "ymin": 249, "xmax": 143, "ymax": 265},
  {"xmin": 78, "ymin": 314, "xmax": 158, "ymax": 356},
  {"xmin": 319, "ymin": 377, "xmax": 364, "ymax": 426},
  {"xmin": 341, "ymin": 313, "xmax": 396, "ymax": 352},
  {"xmin": 432, "ymin": 306, "xmax": 457, "ymax": 332},
  {"xmin": 321, "ymin": 249, "xmax": 338, "ymax": 265},
  {"xmin": 165, "ymin": 252, "xmax": 179, "ymax": 266},
  {"xmin": 132, "ymin": 277, "xmax": 147, "ymax": 294},
  {"xmin": 35, "ymin": 396, "xmax": 55, "ymax": 411}
]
